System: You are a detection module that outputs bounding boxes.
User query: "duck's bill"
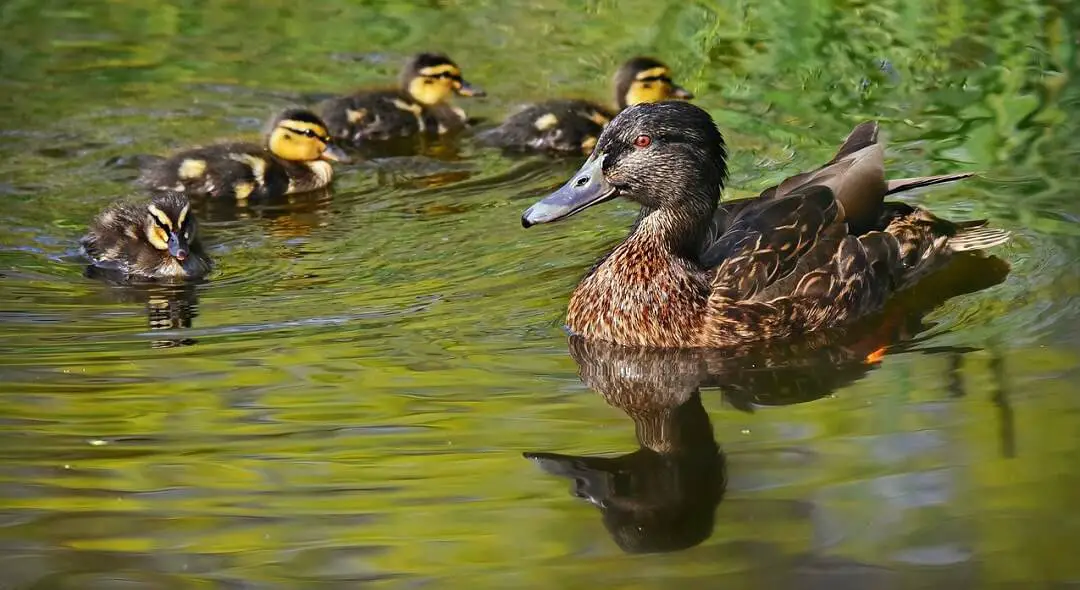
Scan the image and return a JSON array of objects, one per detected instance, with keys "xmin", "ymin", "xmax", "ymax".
[
  {"xmin": 321, "ymin": 143, "xmax": 351, "ymax": 163},
  {"xmin": 455, "ymin": 80, "xmax": 485, "ymax": 97},
  {"xmin": 671, "ymin": 85, "xmax": 694, "ymax": 100},
  {"xmin": 521, "ymin": 154, "xmax": 616, "ymax": 228}
]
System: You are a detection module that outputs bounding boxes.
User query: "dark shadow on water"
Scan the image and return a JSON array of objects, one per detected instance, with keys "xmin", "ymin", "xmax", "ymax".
[{"xmin": 525, "ymin": 252, "xmax": 1013, "ymax": 555}]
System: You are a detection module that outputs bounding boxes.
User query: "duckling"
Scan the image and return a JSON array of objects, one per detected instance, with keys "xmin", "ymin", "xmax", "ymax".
[
  {"xmin": 521, "ymin": 102, "xmax": 1011, "ymax": 349},
  {"xmin": 139, "ymin": 108, "xmax": 348, "ymax": 201},
  {"xmin": 81, "ymin": 191, "xmax": 211, "ymax": 281},
  {"xmin": 320, "ymin": 52, "xmax": 484, "ymax": 144},
  {"xmin": 477, "ymin": 57, "xmax": 693, "ymax": 155}
]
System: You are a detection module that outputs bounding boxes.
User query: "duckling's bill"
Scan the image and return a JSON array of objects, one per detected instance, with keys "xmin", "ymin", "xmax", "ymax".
[
  {"xmin": 522, "ymin": 154, "xmax": 615, "ymax": 227},
  {"xmin": 456, "ymin": 79, "xmax": 485, "ymax": 97},
  {"xmin": 321, "ymin": 142, "xmax": 350, "ymax": 163},
  {"xmin": 167, "ymin": 232, "xmax": 189, "ymax": 261},
  {"xmin": 670, "ymin": 85, "xmax": 694, "ymax": 100}
]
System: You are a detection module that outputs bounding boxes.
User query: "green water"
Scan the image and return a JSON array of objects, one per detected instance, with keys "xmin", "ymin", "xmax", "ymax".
[{"xmin": 1, "ymin": 0, "xmax": 1079, "ymax": 587}]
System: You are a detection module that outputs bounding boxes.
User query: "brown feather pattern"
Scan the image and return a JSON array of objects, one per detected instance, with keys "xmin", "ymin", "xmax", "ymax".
[{"xmin": 554, "ymin": 105, "xmax": 1010, "ymax": 349}]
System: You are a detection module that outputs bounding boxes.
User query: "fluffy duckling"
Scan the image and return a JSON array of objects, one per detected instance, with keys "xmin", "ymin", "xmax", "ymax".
[
  {"xmin": 139, "ymin": 109, "xmax": 348, "ymax": 201},
  {"xmin": 477, "ymin": 57, "xmax": 693, "ymax": 155},
  {"xmin": 319, "ymin": 52, "xmax": 484, "ymax": 144},
  {"xmin": 81, "ymin": 191, "xmax": 211, "ymax": 281}
]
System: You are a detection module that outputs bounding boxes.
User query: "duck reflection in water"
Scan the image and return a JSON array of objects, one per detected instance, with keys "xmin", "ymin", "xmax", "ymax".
[
  {"xmin": 526, "ymin": 252, "xmax": 1012, "ymax": 554},
  {"xmin": 527, "ymin": 336, "xmax": 728, "ymax": 554}
]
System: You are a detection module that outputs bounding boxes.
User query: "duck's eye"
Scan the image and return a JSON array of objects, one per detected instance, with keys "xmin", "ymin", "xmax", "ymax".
[
  {"xmin": 633, "ymin": 135, "xmax": 652, "ymax": 148},
  {"xmin": 423, "ymin": 78, "xmax": 435, "ymax": 85}
]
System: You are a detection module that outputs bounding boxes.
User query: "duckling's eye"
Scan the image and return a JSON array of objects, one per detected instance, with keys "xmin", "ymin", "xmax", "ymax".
[
  {"xmin": 423, "ymin": 78, "xmax": 435, "ymax": 85},
  {"xmin": 641, "ymin": 83, "xmax": 653, "ymax": 89},
  {"xmin": 634, "ymin": 134, "xmax": 652, "ymax": 148}
]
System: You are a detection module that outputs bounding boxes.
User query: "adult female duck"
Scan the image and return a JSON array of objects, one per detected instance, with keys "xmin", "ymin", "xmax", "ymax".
[{"xmin": 521, "ymin": 102, "xmax": 1010, "ymax": 349}]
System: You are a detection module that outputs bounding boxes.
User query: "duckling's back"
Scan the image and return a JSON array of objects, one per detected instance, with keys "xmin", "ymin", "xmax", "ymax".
[
  {"xmin": 320, "ymin": 89, "xmax": 464, "ymax": 144},
  {"xmin": 80, "ymin": 202, "xmax": 145, "ymax": 270},
  {"xmin": 477, "ymin": 99, "xmax": 614, "ymax": 154},
  {"xmin": 139, "ymin": 143, "xmax": 292, "ymax": 201}
]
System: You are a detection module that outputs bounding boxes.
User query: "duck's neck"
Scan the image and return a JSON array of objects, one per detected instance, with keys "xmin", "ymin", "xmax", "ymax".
[
  {"xmin": 567, "ymin": 197, "xmax": 716, "ymax": 348},
  {"xmin": 631, "ymin": 198, "xmax": 715, "ymax": 261}
]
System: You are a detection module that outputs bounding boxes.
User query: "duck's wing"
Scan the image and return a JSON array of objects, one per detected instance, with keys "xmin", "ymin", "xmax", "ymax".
[
  {"xmin": 701, "ymin": 184, "xmax": 847, "ymax": 302},
  {"xmin": 699, "ymin": 122, "xmax": 896, "ymax": 302},
  {"xmin": 761, "ymin": 121, "xmax": 890, "ymax": 235},
  {"xmin": 702, "ymin": 120, "xmax": 995, "ymax": 305}
]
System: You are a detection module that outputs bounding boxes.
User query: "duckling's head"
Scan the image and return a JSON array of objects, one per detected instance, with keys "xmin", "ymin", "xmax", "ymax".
[
  {"xmin": 267, "ymin": 108, "xmax": 349, "ymax": 162},
  {"xmin": 522, "ymin": 101, "xmax": 727, "ymax": 228},
  {"xmin": 143, "ymin": 192, "xmax": 199, "ymax": 262},
  {"xmin": 400, "ymin": 52, "xmax": 484, "ymax": 106},
  {"xmin": 614, "ymin": 57, "xmax": 694, "ymax": 110}
]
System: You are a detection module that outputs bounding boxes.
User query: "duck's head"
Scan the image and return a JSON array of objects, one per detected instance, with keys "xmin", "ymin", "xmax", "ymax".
[
  {"xmin": 144, "ymin": 192, "xmax": 199, "ymax": 262},
  {"xmin": 401, "ymin": 52, "xmax": 484, "ymax": 106},
  {"xmin": 614, "ymin": 57, "xmax": 694, "ymax": 110},
  {"xmin": 267, "ymin": 108, "xmax": 349, "ymax": 163},
  {"xmin": 522, "ymin": 101, "xmax": 727, "ymax": 228}
]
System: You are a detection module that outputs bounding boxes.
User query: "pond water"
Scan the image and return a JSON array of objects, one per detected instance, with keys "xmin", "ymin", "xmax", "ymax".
[{"xmin": 1, "ymin": 0, "xmax": 1079, "ymax": 588}]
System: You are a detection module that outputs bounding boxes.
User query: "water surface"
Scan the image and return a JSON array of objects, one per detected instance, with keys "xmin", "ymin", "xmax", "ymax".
[{"xmin": 1, "ymin": 0, "xmax": 1079, "ymax": 587}]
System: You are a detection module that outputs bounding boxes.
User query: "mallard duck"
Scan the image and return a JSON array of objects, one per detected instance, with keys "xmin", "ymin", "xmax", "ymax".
[
  {"xmin": 521, "ymin": 102, "xmax": 1011, "ymax": 349},
  {"xmin": 477, "ymin": 57, "xmax": 693, "ymax": 155},
  {"xmin": 81, "ymin": 191, "xmax": 211, "ymax": 281},
  {"xmin": 320, "ymin": 52, "xmax": 484, "ymax": 144},
  {"xmin": 139, "ymin": 108, "xmax": 348, "ymax": 201}
]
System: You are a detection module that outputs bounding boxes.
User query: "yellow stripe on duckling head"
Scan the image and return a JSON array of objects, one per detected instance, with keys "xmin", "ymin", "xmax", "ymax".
[
  {"xmin": 147, "ymin": 204, "xmax": 173, "ymax": 229},
  {"xmin": 634, "ymin": 66, "xmax": 670, "ymax": 81},
  {"xmin": 279, "ymin": 119, "xmax": 330, "ymax": 140},
  {"xmin": 177, "ymin": 203, "xmax": 190, "ymax": 227},
  {"xmin": 418, "ymin": 64, "xmax": 461, "ymax": 77},
  {"xmin": 144, "ymin": 222, "xmax": 170, "ymax": 251}
]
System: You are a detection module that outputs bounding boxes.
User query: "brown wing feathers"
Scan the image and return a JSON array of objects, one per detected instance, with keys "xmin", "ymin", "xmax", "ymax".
[{"xmin": 699, "ymin": 120, "xmax": 1007, "ymax": 345}]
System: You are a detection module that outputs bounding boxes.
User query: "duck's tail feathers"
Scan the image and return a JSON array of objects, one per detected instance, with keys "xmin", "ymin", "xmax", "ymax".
[
  {"xmin": 949, "ymin": 225, "xmax": 1011, "ymax": 252},
  {"xmin": 885, "ymin": 173, "xmax": 975, "ymax": 196}
]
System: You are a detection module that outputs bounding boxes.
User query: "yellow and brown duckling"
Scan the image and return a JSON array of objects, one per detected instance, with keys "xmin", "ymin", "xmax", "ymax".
[
  {"xmin": 139, "ymin": 108, "xmax": 348, "ymax": 201},
  {"xmin": 320, "ymin": 52, "xmax": 484, "ymax": 144},
  {"xmin": 478, "ymin": 57, "xmax": 693, "ymax": 155},
  {"xmin": 521, "ymin": 102, "xmax": 1011, "ymax": 348},
  {"xmin": 81, "ymin": 191, "xmax": 211, "ymax": 281}
]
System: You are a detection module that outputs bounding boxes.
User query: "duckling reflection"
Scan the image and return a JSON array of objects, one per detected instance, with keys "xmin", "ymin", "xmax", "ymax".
[
  {"xmin": 526, "ymin": 252, "xmax": 1011, "ymax": 554},
  {"xmin": 144, "ymin": 284, "xmax": 199, "ymax": 348},
  {"xmin": 189, "ymin": 185, "xmax": 334, "ymax": 238},
  {"xmin": 83, "ymin": 277, "xmax": 201, "ymax": 348}
]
